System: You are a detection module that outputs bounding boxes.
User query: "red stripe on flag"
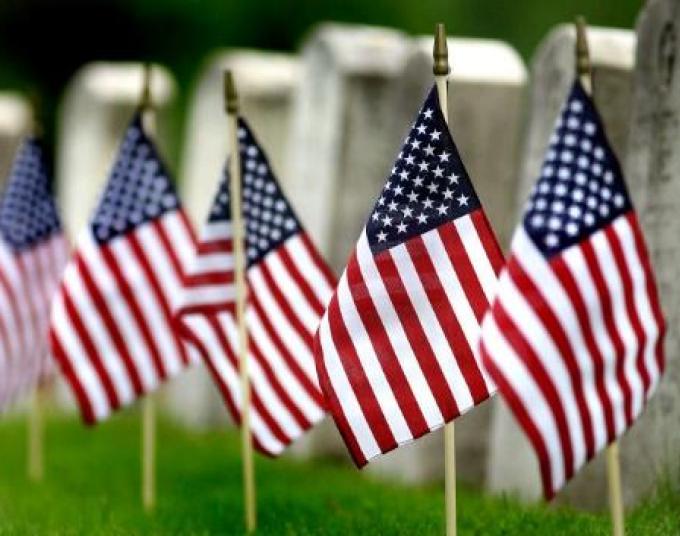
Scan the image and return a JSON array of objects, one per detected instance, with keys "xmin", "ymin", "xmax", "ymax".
[
  {"xmin": 153, "ymin": 220, "xmax": 185, "ymax": 285},
  {"xmin": 480, "ymin": 339, "xmax": 556, "ymax": 499},
  {"xmin": 375, "ymin": 241, "xmax": 462, "ymax": 416},
  {"xmin": 174, "ymin": 318, "xmax": 240, "ymax": 424},
  {"xmin": 492, "ymin": 296, "xmax": 574, "ymax": 481},
  {"xmin": 0, "ymin": 269, "xmax": 25, "ymax": 357},
  {"xmin": 437, "ymin": 222, "xmax": 490, "ymax": 324},
  {"xmin": 277, "ymin": 246, "xmax": 325, "ymax": 315},
  {"xmin": 326, "ymin": 292, "xmax": 397, "ymax": 457},
  {"xmin": 300, "ymin": 233, "xmax": 336, "ymax": 288},
  {"xmin": 470, "ymin": 209, "xmax": 505, "ymax": 275},
  {"xmin": 627, "ymin": 213, "xmax": 666, "ymax": 378},
  {"xmin": 347, "ymin": 252, "xmax": 429, "ymax": 439},
  {"xmin": 249, "ymin": 293, "xmax": 325, "ymax": 407},
  {"xmin": 406, "ymin": 236, "xmax": 488, "ymax": 406},
  {"xmin": 49, "ymin": 329, "xmax": 96, "ymax": 424},
  {"xmin": 206, "ymin": 315, "xmax": 291, "ymax": 445},
  {"xmin": 127, "ymin": 231, "xmax": 187, "ymax": 367},
  {"xmin": 580, "ymin": 240, "xmax": 633, "ymax": 428},
  {"xmin": 75, "ymin": 254, "xmax": 143, "ymax": 395},
  {"xmin": 256, "ymin": 262, "xmax": 313, "ymax": 344},
  {"xmin": 510, "ymin": 257, "xmax": 595, "ymax": 459},
  {"xmin": 313, "ymin": 330, "xmax": 367, "ymax": 467},
  {"xmin": 249, "ymin": 337, "xmax": 311, "ymax": 429},
  {"xmin": 550, "ymin": 255, "xmax": 616, "ymax": 443},
  {"xmin": 197, "ymin": 239, "xmax": 232, "ymax": 255},
  {"xmin": 99, "ymin": 244, "xmax": 167, "ymax": 381},
  {"xmin": 604, "ymin": 225, "xmax": 651, "ymax": 398},
  {"xmin": 60, "ymin": 286, "xmax": 119, "ymax": 410}
]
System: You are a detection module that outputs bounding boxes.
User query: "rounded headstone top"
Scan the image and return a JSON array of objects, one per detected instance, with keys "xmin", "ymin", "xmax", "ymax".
[
  {"xmin": 411, "ymin": 36, "xmax": 527, "ymax": 85},
  {"xmin": 0, "ymin": 93, "xmax": 30, "ymax": 135},
  {"xmin": 534, "ymin": 24, "xmax": 635, "ymax": 72},
  {"xmin": 197, "ymin": 49, "xmax": 300, "ymax": 98},
  {"xmin": 302, "ymin": 22, "xmax": 410, "ymax": 75},
  {"xmin": 69, "ymin": 62, "xmax": 176, "ymax": 104}
]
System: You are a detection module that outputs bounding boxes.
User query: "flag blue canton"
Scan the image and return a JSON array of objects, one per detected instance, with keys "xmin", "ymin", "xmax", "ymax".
[
  {"xmin": 365, "ymin": 86, "xmax": 480, "ymax": 255},
  {"xmin": 208, "ymin": 118, "xmax": 300, "ymax": 266},
  {"xmin": 0, "ymin": 138, "xmax": 61, "ymax": 251},
  {"xmin": 524, "ymin": 81, "xmax": 632, "ymax": 257},
  {"xmin": 91, "ymin": 114, "xmax": 179, "ymax": 244}
]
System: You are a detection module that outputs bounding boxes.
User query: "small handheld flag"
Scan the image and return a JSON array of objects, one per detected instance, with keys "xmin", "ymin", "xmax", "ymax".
[
  {"xmin": 479, "ymin": 80, "xmax": 665, "ymax": 499},
  {"xmin": 314, "ymin": 85, "xmax": 504, "ymax": 466},
  {"xmin": 175, "ymin": 118, "xmax": 335, "ymax": 455},
  {"xmin": 49, "ymin": 114, "xmax": 198, "ymax": 423},
  {"xmin": 0, "ymin": 137, "xmax": 68, "ymax": 408}
]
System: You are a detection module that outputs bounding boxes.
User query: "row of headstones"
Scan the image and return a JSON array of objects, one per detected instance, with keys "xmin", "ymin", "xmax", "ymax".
[{"xmin": 1, "ymin": 1, "xmax": 678, "ymax": 510}]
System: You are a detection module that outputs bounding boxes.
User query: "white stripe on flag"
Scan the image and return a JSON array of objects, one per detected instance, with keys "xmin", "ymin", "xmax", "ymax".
[
  {"xmin": 318, "ymin": 315, "xmax": 381, "ymax": 460},
  {"xmin": 355, "ymin": 234, "xmax": 443, "ymax": 429}
]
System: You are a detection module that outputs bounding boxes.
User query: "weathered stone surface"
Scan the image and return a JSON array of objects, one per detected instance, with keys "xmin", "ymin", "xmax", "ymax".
[
  {"xmin": 56, "ymin": 62, "xmax": 177, "ymax": 239},
  {"xmin": 173, "ymin": 50, "xmax": 301, "ymax": 428},
  {"xmin": 367, "ymin": 37, "xmax": 527, "ymax": 486},
  {"xmin": 285, "ymin": 23, "xmax": 411, "ymax": 271},
  {"xmin": 486, "ymin": 25, "xmax": 638, "ymax": 508},
  {"xmin": 284, "ymin": 23, "xmax": 411, "ymax": 458},
  {"xmin": 181, "ymin": 50, "xmax": 300, "ymax": 223},
  {"xmin": 615, "ymin": 0, "xmax": 680, "ymax": 508},
  {"xmin": 0, "ymin": 93, "xmax": 31, "ymax": 186}
]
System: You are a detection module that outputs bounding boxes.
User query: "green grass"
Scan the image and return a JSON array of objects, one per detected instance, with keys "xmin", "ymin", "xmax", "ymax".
[{"xmin": 0, "ymin": 414, "xmax": 676, "ymax": 535}]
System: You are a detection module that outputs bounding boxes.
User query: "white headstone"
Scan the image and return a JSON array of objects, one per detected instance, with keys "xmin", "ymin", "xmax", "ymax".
[
  {"xmin": 0, "ymin": 93, "xmax": 31, "ymax": 185},
  {"xmin": 615, "ymin": 0, "xmax": 680, "ymax": 509},
  {"xmin": 284, "ymin": 23, "xmax": 410, "ymax": 458},
  {"xmin": 181, "ymin": 49, "xmax": 300, "ymax": 224},
  {"xmin": 57, "ymin": 62, "xmax": 176, "ymax": 240},
  {"xmin": 285, "ymin": 23, "xmax": 411, "ymax": 270},
  {"xmin": 368, "ymin": 37, "xmax": 527, "ymax": 486},
  {"xmin": 171, "ymin": 50, "xmax": 300, "ymax": 428},
  {"xmin": 486, "ymin": 24, "xmax": 637, "ymax": 508}
]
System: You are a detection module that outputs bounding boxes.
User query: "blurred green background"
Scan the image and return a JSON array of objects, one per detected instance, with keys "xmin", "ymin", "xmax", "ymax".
[{"xmin": 0, "ymin": 0, "xmax": 644, "ymax": 152}]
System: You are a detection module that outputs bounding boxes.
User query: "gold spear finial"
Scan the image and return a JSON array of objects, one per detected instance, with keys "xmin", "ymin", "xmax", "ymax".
[
  {"xmin": 224, "ymin": 70, "xmax": 239, "ymax": 115},
  {"xmin": 575, "ymin": 16, "xmax": 592, "ymax": 92},
  {"xmin": 139, "ymin": 62, "xmax": 153, "ymax": 110},
  {"xmin": 433, "ymin": 23, "xmax": 450, "ymax": 76}
]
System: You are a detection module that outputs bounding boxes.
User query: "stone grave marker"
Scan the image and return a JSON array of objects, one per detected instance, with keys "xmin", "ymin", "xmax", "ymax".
[
  {"xmin": 486, "ymin": 24, "xmax": 638, "ymax": 509},
  {"xmin": 367, "ymin": 36, "xmax": 527, "ymax": 486}
]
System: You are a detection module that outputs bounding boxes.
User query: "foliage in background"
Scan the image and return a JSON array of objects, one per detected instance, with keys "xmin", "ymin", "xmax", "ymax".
[{"xmin": 0, "ymin": 0, "xmax": 644, "ymax": 158}]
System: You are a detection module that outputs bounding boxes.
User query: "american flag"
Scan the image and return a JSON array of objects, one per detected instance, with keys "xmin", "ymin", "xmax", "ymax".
[
  {"xmin": 175, "ymin": 118, "xmax": 336, "ymax": 456},
  {"xmin": 314, "ymin": 87, "xmax": 504, "ymax": 466},
  {"xmin": 0, "ymin": 138, "xmax": 68, "ymax": 409},
  {"xmin": 49, "ymin": 114, "xmax": 199, "ymax": 423},
  {"xmin": 479, "ymin": 81, "xmax": 665, "ymax": 499}
]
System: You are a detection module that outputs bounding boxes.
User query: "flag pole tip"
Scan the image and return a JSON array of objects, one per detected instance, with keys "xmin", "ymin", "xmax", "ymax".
[
  {"xmin": 140, "ymin": 62, "xmax": 153, "ymax": 110},
  {"xmin": 28, "ymin": 88, "xmax": 42, "ymax": 138},
  {"xmin": 224, "ymin": 70, "xmax": 239, "ymax": 114},
  {"xmin": 433, "ymin": 23, "xmax": 450, "ymax": 76},
  {"xmin": 575, "ymin": 16, "xmax": 591, "ymax": 79}
]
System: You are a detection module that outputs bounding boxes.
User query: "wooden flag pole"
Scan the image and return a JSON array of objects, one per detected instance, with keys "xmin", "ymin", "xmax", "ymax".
[
  {"xmin": 27, "ymin": 95, "xmax": 44, "ymax": 483},
  {"xmin": 576, "ymin": 16, "xmax": 624, "ymax": 536},
  {"xmin": 225, "ymin": 70, "xmax": 257, "ymax": 533},
  {"xmin": 434, "ymin": 23, "xmax": 457, "ymax": 536},
  {"xmin": 139, "ymin": 63, "xmax": 157, "ymax": 513},
  {"xmin": 27, "ymin": 388, "xmax": 44, "ymax": 481}
]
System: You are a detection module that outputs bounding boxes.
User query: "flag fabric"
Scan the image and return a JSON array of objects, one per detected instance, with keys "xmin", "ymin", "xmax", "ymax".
[
  {"xmin": 314, "ymin": 87, "xmax": 504, "ymax": 466},
  {"xmin": 175, "ymin": 118, "xmax": 336, "ymax": 456},
  {"xmin": 0, "ymin": 138, "xmax": 69, "ymax": 409},
  {"xmin": 479, "ymin": 81, "xmax": 665, "ymax": 499},
  {"xmin": 49, "ymin": 114, "xmax": 199, "ymax": 423}
]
